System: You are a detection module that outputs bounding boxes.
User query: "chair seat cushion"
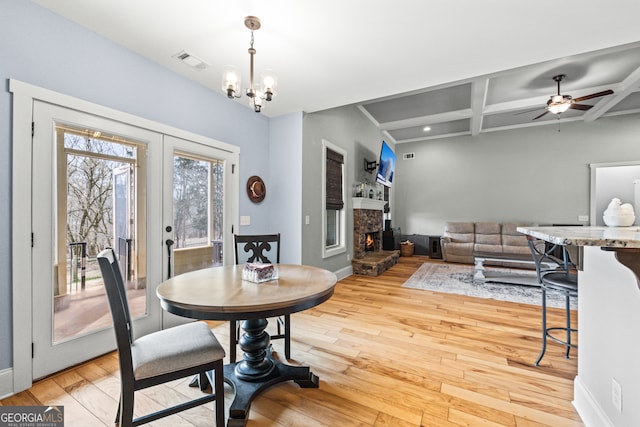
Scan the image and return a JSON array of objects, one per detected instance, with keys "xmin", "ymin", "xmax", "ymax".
[
  {"xmin": 132, "ymin": 321, "xmax": 225, "ymax": 380},
  {"xmin": 542, "ymin": 272, "xmax": 578, "ymax": 292}
]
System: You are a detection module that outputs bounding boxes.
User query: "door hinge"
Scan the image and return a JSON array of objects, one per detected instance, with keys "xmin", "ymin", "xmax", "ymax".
[
  {"xmin": 31, "ymin": 122, "xmax": 34, "ymax": 137},
  {"xmin": 31, "ymin": 342, "xmax": 34, "ymax": 358},
  {"xmin": 232, "ymin": 164, "xmax": 235, "ymax": 174},
  {"xmin": 231, "ymin": 224, "xmax": 234, "ymax": 234},
  {"xmin": 31, "ymin": 233, "xmax": 34, "ymax": 248}
]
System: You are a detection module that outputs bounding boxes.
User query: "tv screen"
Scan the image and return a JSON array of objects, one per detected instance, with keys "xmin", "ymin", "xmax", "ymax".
[{"xmin": 376, "ymin": 140, "xmax": 395, "ymax": 187}]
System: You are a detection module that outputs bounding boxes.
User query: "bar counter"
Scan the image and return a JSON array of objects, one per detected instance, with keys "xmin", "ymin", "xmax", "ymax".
[
  {"xmin": 518, "ymin": 225, "xmax": 640, "ymax": 248},
  {"xmin": 517, "ymin": 225, "xmax": 640, "ymax": 427}
]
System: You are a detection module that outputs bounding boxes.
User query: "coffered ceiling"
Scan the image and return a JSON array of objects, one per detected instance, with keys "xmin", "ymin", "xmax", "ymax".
[
  {"xmin": 361, "ymin": 43, "xmax": 640, "ymax": 143},
  {"xmin": 31, "ymin": 0, "xmax": 640, "ymax": 144}
]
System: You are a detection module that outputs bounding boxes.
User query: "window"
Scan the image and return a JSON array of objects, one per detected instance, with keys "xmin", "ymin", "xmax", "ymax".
[
  {"xmin": 322, "ymin": 140, "xmax": 347, "ymax": 258},
  {"xmin": 172, "ymin": 152, "xmax": 224, "ymax": 249}
]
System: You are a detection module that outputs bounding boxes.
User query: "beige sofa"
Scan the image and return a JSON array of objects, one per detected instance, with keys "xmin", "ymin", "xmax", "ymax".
[{"xmin": 440, "ymin": 222, "xmax": 537, "ymax": 265}]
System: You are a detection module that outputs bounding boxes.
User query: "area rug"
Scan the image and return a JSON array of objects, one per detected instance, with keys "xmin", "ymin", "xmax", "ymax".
[{"xmin": 402, "ymin": 263, "xmax": 577, "ymax": 309}]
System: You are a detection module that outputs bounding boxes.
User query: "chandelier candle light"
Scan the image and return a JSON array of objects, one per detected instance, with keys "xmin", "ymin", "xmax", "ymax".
[{"xmin": 222, "ymin": 16, "xmax": 277, "ymax": 113}]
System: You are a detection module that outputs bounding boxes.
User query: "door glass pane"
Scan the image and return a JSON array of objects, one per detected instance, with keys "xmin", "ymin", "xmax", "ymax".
[
  {"xmin": 172, "ymin": 153, "xmax": 224, "ymax": 275},
  {"xmin": 54, "ymin": 124, "xmax": 147, "ymax": 343}
]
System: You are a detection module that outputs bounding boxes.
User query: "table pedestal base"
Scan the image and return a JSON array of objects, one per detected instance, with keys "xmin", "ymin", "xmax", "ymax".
[
  {"xmin": 202, "ymin": 345, "xmax": 318, "ymax": 427},
  {"xmin": 225, "ymin": 351, "xmax": 319, "ymax": 427}
]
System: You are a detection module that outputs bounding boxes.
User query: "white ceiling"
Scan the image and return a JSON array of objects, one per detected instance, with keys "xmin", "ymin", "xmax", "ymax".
[{"xmin": 31, "ymin": 0, "xmax": 640, "ymax": 143}]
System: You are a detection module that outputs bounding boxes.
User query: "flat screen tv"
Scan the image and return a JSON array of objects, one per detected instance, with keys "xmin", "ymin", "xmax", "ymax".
[{"xmin": 375, "ymin": 140, "xmax": 395, "ymax": 187}]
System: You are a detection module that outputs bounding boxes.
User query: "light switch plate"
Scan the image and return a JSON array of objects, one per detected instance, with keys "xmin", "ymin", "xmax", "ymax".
[{"xmin": 240, "ymin": 215, "xmax": 251, "ymax": 226}]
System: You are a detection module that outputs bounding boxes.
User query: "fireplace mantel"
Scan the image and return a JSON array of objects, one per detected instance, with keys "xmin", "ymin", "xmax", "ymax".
[{"xmin": 352, "ymin": 197, "xmax": 386, "ymax": 211}]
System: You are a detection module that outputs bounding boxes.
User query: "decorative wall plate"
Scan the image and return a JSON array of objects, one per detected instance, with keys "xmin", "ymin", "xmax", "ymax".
[{"xmin": 246, "ymin": 175, "xmax": 266, "ymax": 203}]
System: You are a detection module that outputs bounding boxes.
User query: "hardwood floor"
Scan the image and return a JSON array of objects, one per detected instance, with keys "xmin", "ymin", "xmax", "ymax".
[{"xmin": 1, "ymin": 256, "xmax": 582, "ymax": 426}]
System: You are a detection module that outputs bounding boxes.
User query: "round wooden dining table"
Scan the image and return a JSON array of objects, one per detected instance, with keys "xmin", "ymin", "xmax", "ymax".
[{"xmin": 156, "ymin": 264, "xmax": 337, "ymax": 427}]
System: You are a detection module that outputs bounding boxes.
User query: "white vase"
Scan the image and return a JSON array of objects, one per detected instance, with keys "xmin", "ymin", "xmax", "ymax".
[{"xmin": 603, "ymin": 214, "xmax": 635, "ymax": 227}]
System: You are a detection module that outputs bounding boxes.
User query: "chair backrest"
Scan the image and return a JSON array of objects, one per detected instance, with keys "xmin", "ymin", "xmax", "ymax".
[
  {"xmin": 97, "ymin": 248, "xmax": 134, "ymax": 371},
  {"xmin": 234, "ymin": 234, "xmax": 280, "ymax": 264},
  {"xmin": 525, "ymin": 236, "xmax": 573, "ymax": 283}
]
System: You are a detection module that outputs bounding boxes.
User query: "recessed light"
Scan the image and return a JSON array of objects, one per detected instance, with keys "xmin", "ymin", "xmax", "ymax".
[{"xmin": 423, "ymin": 126, "xmax": 431, "ymax": 132}]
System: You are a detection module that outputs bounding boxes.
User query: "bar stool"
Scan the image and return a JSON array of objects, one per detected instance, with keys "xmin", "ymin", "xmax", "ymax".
[{"xmin": 526, "ymin": 237, "xmax": 578, "ymax": 366}]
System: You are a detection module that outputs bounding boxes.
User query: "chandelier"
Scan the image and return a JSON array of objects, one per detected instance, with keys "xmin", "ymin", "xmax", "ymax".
[{"xmin": 221, "ymin": 16, "xmax": 277, "ymax": 113}]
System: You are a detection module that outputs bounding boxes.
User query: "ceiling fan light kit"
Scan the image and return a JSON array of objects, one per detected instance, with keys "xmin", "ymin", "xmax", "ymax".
[
  {"xmin": 221, "ymin": 16, "xmax": 277, "ymax": 113},
  {"xmin": 535, "ymin": 74, "xmax": 614, "ymax": 120},
  {"xmin": 547, "ymin": 94, "xmax": 573, "ymax": 114}
]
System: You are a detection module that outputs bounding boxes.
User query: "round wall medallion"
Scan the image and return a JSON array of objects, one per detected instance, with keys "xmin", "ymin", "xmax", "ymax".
[{"xmin": 246, "ymin": 175, "xmax": 266, "ymax": 203}]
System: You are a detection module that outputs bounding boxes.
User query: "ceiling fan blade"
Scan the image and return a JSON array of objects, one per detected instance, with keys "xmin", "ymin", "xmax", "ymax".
[
  {"xmin": 532, "ymin": 111, "xmax": 549, "ymax": 120},
  {"xmin": 570, "ymin": 103, "xmax": 593, "ymax": 111},
  {"xmin": 573, "ymin": 89, "xmax": 614, "ymax": 103}
]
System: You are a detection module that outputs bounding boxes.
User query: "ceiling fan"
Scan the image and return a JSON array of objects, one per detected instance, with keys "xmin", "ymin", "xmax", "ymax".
[{"xmin": 532, "ymin": 74, "xmax": 614, "ymax": 120}]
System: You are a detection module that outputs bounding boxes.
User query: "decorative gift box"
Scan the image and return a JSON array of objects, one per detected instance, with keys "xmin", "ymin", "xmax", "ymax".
[{"xmin": 242, "ymin": 263, "xmax": 279, "ymax": 283}]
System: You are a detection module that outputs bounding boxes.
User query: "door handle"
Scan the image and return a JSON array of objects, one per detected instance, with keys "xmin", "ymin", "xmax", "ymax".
[{"xmin": 166, "ymin": 238, "xmax": 174, "ymax": 278}]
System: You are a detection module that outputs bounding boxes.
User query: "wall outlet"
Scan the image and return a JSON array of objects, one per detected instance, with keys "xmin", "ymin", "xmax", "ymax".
[
  {"xmin": 305, "ymin": 215, "xmax": 310, "ymax": 225},
  {"xmin": 240, "ymin": 215, "xmax": 251, "ymax": 226},
  {"xmin": 578, "ymin": 215, "xmax": 589, "ymax": 222},
  {"xmin": 612, "ymin": 378, "xmax": 622, "ymax": 413}
]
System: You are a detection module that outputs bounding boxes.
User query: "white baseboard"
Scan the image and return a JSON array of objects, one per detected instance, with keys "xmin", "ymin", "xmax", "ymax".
[
  {"xmin": 573, "ymin": 375, "xmax": 614, "ymax": 427},
  {"xmin": 0, "ymin": 368, "xmax": 14, "ymax": 400},
  {"xmin": 334, "ymin": 265, "xmax": 352, "ymax": 281}
]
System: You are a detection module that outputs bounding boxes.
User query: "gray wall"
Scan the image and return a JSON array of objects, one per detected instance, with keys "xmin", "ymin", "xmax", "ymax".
[
  {"xmin": 269, "ymin": 112, "xmax": 304, "ymax": 263},
  {"xmin": 393, "ymin": 114, "xmax": 640, "ymax": 236},
  {"xmin": 301, "ymin": 105, "xmax": 389, "ymax": 271},
  {"xmin": 0, "ymin": 0, "xmax": 295, "ymax": 371}
]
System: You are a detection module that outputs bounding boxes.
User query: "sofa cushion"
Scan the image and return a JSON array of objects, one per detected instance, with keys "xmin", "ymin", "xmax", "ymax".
[
  {"xmin": 501, "ymin": 223, "xmax": 529, "ymax": 248},
  {"xmin": 473, "ymin": 222, "xmax": 501, "ymax": 254},
  {"xmin": 442, "ymin": 242, "xmax": 474, "ymax": 263},
  {"xmin": 475, "ymin": 222, "xmax": 501, "ymax": 245},
  {"xmin": 444, "ymin": 222, "xmax": 474, "ymax": 243}
]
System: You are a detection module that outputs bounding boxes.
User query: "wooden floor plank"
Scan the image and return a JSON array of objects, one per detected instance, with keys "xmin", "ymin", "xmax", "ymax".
[{"xmin": 2, "ymin": 256, "xmax": 583, "ymax": 426}]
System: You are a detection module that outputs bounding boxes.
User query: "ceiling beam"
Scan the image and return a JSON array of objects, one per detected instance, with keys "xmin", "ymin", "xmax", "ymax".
[
  {"xmin": 583, "ymin": 65, "xmax": 640, "ymax": 122},
  {"xmin": 470, "ymin": 78, "xmax": 489, "ymax": 136},
  {"xmin": 378, "ymin": 109, "xmax": 472, "ymax": 131},
  {"xmin": 395, "ymin": 131, "xmax": 471, "ymax": 144}
]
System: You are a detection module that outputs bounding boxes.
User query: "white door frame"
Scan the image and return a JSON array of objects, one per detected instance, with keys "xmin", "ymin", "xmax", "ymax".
[{"xmin": 9, "ymin": 79, "xmax": 239, "ymax": 393}]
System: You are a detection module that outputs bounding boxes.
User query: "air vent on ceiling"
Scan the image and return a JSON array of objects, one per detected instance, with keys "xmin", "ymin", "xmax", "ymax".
[
  {"xmin": 172, "ymin": 51, "xmax": 209, "ymax": 70},
  {"xmin": 403, "ymin": 153, "xmax": 415, "ymax": 160}
]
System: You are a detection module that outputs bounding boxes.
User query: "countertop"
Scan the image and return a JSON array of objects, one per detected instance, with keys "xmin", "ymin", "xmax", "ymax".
[{"xmin": 516, "ymin": 225, "xmax": 640, "ymax": 248}]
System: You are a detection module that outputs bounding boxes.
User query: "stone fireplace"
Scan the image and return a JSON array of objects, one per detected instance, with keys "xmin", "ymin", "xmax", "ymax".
[
  {"xmin": 353, "ymin": 208, "xmax": 383, "ymax": 259},
  {"xmin": 352, "ymin": 198, "xmax": 399, "ymax": 276}
]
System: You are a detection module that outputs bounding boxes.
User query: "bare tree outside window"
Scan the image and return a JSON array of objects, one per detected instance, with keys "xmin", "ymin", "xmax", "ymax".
[
  {"xmin": 173, "ymin": 155, "xmax": 224, "ymax": 249},
  {"xmin": 65, "ymin": 133, "xmax": 133, "ymax": 257}
]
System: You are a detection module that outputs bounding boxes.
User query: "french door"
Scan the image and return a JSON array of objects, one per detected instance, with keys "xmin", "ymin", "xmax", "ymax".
[
  {"xmin": 161, "ymin": 135, "xmax": 238, "ymax": 327},
  {"xmin": 31, "ymin": 102, "xmax": 162, "ymax": 378},
  {"xmin": 30, "ymin": 101, "xmax": 237, "ymax": 379}
]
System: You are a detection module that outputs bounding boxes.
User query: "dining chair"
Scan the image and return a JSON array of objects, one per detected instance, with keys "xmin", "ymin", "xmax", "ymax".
[
  {"xmin": 97, "ymin": 248, "xmax": 225, "ymax": 427},
  {"xmin": 231, "ymin": 233, "xmax": 288, "ymax": 363},
  {"xmin": 526, "ymin": 237, "xmax": 578, "ymax": 366}
]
